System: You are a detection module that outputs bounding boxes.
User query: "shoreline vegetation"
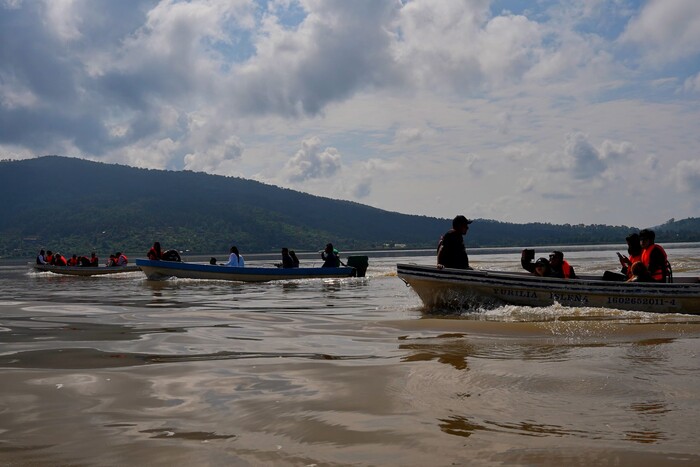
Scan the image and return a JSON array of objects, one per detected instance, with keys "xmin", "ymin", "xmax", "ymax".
[{"xmin": 2, "ymin": 156, "xmax": 699, "ymax": 258}]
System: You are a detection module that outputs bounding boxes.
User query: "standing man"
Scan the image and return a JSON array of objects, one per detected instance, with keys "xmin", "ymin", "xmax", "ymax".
[
  {"xmin": 639, "ymin": 229, "xmax": 670, "ymax": 282},
  {"xmin": 437, "ymin": 215, "xmax": 473, "ymax": 270}
]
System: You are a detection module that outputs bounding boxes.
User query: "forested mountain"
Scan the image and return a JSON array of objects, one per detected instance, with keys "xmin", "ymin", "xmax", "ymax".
[{"xmin": 0, "ymin": 156, "xmax": 698, "ymax": 258}]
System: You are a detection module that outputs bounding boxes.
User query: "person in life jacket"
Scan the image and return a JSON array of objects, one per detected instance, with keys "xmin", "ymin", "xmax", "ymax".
[
  {"xmin": 53, "ymin": 253, "xmax": 67, "ymax": 266},
  {"xmin": 67, "ymin": 254, "xmax": 79, "ymax": 266},
  {"xmin": 147, "ymin": 242, "xmax": 162, "ymax": 260},
  {"xmin": 639, "ymin": 229, "xmax": 670, "ymax": 282},
  {"xmin": 89, "ymin": 252, "xmax": 99, "ymax": 266},
  {"xmin": 618, "ymin": 232, "xmax": 643, "ymax": 279},
  {"xmin": 548, "ymin": 251, "xmax": 577, "ymax": 279},
  {"xmin": 626, "ymin": 261, "xmax": 654, "ymax": 283},
  {"xmin": 115, "ymin": 252, "xmax": 128, "ymax": 266},
  {"xmin": 45, "ymin": 250, "xmax": 54, "ymax": 264}
]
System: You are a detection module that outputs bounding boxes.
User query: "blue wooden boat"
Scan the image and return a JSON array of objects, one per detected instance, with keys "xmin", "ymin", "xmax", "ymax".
[{"xmin": 136, "ymin": 259, "xmax": 357, "ymax": 282}]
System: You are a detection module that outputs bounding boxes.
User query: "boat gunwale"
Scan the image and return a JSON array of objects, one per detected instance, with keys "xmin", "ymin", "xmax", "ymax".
[{"xmin": 135, "ymin": 258, "xmax": 356, "ymax": 281}]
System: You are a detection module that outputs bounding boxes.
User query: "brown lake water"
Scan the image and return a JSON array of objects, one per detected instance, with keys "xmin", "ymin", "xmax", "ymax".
[{"xmin": 1, "ymin": 245, "xmax": 699, "ymax": 466}]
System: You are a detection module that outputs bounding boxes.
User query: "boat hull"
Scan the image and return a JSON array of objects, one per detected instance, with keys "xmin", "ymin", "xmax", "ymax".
[
  {"xmin": 31, "ymin": 263, "xmax": 140, "ymax": 276},
  {"xmin": 136, "ymin": 259, "xmax": 357, "ymax": 282},
  {"xmin": 397, "ymin": 263, "xmax": 700, "ymax": 315}
]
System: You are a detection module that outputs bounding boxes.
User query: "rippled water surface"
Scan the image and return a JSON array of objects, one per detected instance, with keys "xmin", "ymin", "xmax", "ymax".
[{"xmin": 1, "ymin": 245, "xmax": 699, "ymax": 466}]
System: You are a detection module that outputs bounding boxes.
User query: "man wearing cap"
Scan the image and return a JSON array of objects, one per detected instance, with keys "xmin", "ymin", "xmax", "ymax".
[
  {"xmin": 437, "ymin": 215, "xmax": 473, "ymax": 269},
  {"xmin": 548, "ymin": 251, "xmax": 577, "ymax": 279},
  {"xmin": 639, "ymin": 229, "xmax": 670, "ymax": 282}
]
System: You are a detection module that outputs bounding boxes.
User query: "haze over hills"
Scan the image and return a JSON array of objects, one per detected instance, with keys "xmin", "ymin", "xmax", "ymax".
[{"xmin": 1, "ymin": 156, "xmax": 698, "ymax": 258}]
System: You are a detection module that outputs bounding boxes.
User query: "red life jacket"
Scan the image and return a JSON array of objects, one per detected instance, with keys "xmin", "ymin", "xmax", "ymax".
[
  {"xmin": 625, "ymin": 254, "xmax": 643, "ymax": 278},
  {"xmin": 67, "ymin": 257, "xmax": 78, "ymax": 266},
  {"xmin": 641, "ymin": 244, "xmax": 668, "ymax": 282},
  {"xmin": 46, "ymin": 254, "xmax": 54, "ymax": 263},
  {"xmin": 561, "ymin": 260, "xmax": 572, "ymax": 279},
  {"xmin": 54, "ymin": 255, "xmax": 67, "ymax": 266},
  {"xmin": 117, "ymin": 254, "xmax": 128, "ymax": 265}
]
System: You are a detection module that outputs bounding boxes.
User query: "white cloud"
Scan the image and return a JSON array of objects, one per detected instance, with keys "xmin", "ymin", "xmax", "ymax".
[
  {"xmin": 561, "ymin": 132, "xmax": 633, "ymax": 180},
  {"xmin": 285, "ymin": 136, "xmax": 341, "ymax": 182},
  {"xmin": 620, "ymin": 0, "xmax": 700, "ymax": 65},
  {"xmin": 673, "ymin": 159, "xmax": 700, "ymax": 194},
  {"xmin": 184, "ymin": 136, "xmax": 244, "ymax": 175},
  {"xmin": 1, "ymin": 0, "xmax": 700, "ymax": 226}
]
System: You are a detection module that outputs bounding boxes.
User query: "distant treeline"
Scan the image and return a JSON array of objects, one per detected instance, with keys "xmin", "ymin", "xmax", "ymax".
[{"xmin": 1, "ymin": 156, "xmax": 698, "ymax": 258}]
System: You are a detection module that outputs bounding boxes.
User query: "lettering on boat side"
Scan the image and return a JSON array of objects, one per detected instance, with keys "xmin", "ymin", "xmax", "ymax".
[
  {"xmin": 606, "ymin": 297, "xmax": 677, "ymax": 307},
  {"xmin": 549, "ymin": 292, "xmax": 589, "ymax": 303},
  {"xmin": 493, "ymin": 288, "xmax": 537, "ymax": 298}
]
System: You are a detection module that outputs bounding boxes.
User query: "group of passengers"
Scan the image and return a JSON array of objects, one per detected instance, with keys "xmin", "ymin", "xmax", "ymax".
[
  {"xmin": 37, "ymin": 249, "xmax": 130, "ymax": 267},
  {"xmin": 36, "ymin": 249, "xmax": 109, "ymax": 267},
  {"xmin": 215, "ymin": 243, "xmax": 339, "ymax": 269},
  {"xmin": 279, "ymin": 248, "xmax": 300, "ymax": 268},
  {"xmin": 436, "ymin": 215, "xmax": 671, "ymax": 283}
]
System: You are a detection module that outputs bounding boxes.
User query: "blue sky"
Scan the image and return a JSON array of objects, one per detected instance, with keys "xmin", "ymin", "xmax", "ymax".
[{"xmin": 1, "ymin": 0, "xmax": 699, "ymax": 227}]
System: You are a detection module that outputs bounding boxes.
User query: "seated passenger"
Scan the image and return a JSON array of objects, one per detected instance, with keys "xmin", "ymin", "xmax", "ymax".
[
  {"xmin": 604, "ymin": 233, "xmax": 642, "ymax": 281},
  {"xmin": 290, "ymin": 250, "xmax": 300, "ymax": 268},
  {"xmin": 78, "ymin": 256, "xmax": 92, "ymax": 267},
  {"xmin": 147, "ymin": 242, "xmax": 163, "ymax": 260},
  {"xmin": 321, "ymin": 243, "xmax": 340, "ymax": 268},
  {"xmin": 106, "ymin": 254, "xmax": 117, "ymax": 267},
  {"xmin": 548, "ymin": 251, "xmax": 577, "ymax": 279},
  {"xmin": 280, "ymin": 248, "xmax": 295, "ymax": 268},
  {"xmin": 36, "ymin": 249, "xmax": 47, "ymax": 265},
  {"xmin": 67, "ymin": 254, "xmax": 79, "ymax": 266},
  {"xmin": 45, "ymin": 250, "xmax": 54, "ymax": 264},
  {"xmin": 639, "ymin": 229, "xmax": 671, "ymax": 283},
  {"xmin": 521, "ymin": 250, "xmax": 552, "ymax": 277},
  {"xmin": 115, "ymin": 252, "xmax": 128, "ymax": 266},
  {"xmin": 225, "ymin": 246, "xmax": 245, "ymax": 267},
  {"xmin": 53, "ymin": 253, "xmax": 67, "ymax": 266},
  {"xmin": 89, "ymin": 252, "xmax": 99, "ymax": 266},
  {"xmin": 626, "ymin": 261, "xmax": 654, "ymax": 283}
]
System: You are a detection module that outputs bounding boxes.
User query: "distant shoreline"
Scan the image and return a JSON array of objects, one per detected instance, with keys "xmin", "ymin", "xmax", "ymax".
[{"xmin": 6, "ymin": 241, "xmax": 699, "ymax": 266}]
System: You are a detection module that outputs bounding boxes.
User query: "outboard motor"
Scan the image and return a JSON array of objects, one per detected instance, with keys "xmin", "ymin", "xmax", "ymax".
[{"xmin": 346, "ymin": 255, "xmax": 368, "ymax": 277}]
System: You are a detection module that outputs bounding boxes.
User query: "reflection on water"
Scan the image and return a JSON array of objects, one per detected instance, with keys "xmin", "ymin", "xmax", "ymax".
[{"xmin": 1, "ymin": 247, "xmax": 700, "ymax": 465}]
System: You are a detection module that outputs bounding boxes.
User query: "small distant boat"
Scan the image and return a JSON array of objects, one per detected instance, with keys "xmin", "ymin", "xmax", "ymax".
[
  {"xmin": 397, "ymin": 263, "xmax": 700, "ymax": 315},
  {"xmin": 31, "ymin": 263, "xmax": 140, "ymax": 276},
  {"xmin": 136, "ymin": 259, "xmax": 358, "ymax": 282}
]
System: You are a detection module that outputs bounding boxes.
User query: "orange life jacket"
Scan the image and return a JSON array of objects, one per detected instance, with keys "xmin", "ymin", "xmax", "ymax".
[
  {"xmin": 54, "ymin": 255, "xmax": 67, "ymax": 266},
  {"xmin": 625, "ymin": 254, "xmax": 643, "ymax": 278},
  {"xmin": 561, "ymin": 260, "xmax": 572, "ymax": 279},
  {"xmin": 117, "ymin": 254, "xmax": 128, "ymax": 265},
  {"xmin": 46, "ymin": 254, "xmax": 54, "ymax": 263},
  {"xmin": 67, "ymin": 257, "xmax": 78, "ymax": 266},
  {"xmin": 641, "ymin": 244, "xmax": 668, "ymax": 282}
]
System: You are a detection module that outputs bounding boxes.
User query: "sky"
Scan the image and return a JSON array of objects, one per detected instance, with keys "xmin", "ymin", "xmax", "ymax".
[{"xmin": 1, "ymin": 0, "xmax": 700, "ymax": 227}]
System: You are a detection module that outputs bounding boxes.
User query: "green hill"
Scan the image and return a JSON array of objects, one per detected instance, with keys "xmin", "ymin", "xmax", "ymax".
[{"xmin": 0, "ymin": 156, "xmax": 697, "ymax": 258}]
